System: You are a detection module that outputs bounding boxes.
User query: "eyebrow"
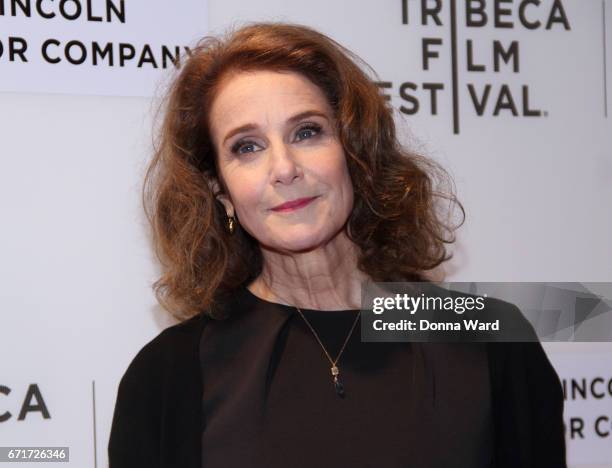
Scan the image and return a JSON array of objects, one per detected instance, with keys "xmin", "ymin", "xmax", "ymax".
[{"xmin": 222, "ymin": 110, "xmax": 330, "ymax": 146}]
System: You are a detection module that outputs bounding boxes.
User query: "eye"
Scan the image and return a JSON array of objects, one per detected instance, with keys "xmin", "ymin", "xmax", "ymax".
[
  {"xmin": 230, "ymin": 140, "xmax": 261, "ymax": 155},
  {"xmin": 294, "ymin": 124, "xmax": 322, "ymax": 142}
]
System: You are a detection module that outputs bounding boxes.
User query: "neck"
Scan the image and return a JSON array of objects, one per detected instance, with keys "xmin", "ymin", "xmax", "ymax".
[{"xmin": 247, "ymin": 231, "xmax": 370, "ymax": 311}]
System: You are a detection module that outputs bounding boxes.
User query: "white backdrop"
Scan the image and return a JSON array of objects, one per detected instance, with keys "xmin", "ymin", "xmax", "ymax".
[{"xmin": 1, "ymin": 1, "xmax": 611, "ymax": 466}]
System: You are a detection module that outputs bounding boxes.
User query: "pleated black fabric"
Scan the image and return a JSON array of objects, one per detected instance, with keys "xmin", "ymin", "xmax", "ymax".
[
  {"xmin": 199, "ymin": 286, "xmax": 493, "ymax": 468},
  {"xmin": 108, "ymin": 284, "xmax": 567, "ymax": 468}
]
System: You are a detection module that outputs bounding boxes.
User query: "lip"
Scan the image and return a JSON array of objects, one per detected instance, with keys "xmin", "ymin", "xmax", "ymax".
[{"xmin": 270, "ymin": 196, "xmax": 318, "ymax": 212}]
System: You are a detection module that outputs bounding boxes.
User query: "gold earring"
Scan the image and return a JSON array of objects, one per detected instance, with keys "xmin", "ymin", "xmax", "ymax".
[{"xmin": 227, "ymin": 214, "xmax": 236, "ymax": 234}]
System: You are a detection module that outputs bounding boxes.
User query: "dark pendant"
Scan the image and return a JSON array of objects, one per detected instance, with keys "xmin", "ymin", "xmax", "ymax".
[{"xmin": 334, "ymin": 378, "xmax": 345, "ymax": 398}]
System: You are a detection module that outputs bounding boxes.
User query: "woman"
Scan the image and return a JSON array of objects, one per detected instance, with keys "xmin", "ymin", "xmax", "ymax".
[{"xmin": 108, "ymin": 22, "xmax": 566, "ymax": 468}]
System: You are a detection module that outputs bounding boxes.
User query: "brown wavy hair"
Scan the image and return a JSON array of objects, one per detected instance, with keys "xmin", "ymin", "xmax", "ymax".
[{"xmin": 143, "ymin": 22, "xmax": 465, "ymax": 320}]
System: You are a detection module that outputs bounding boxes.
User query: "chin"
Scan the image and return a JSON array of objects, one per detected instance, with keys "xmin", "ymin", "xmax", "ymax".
[{"xmin": 263, "ymin": 232, "xmax": 328, "ymax": 254}]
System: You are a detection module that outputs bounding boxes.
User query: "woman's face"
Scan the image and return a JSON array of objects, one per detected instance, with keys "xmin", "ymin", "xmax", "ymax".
[{"xmin": 209, "ymin": 70, "xmax": 354, "ymax": 253}]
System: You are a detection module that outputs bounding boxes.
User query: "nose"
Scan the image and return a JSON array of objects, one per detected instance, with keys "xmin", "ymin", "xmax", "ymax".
[{"xmin": 268, "ymin": 139, "xmax": 301, "ymax": 185}]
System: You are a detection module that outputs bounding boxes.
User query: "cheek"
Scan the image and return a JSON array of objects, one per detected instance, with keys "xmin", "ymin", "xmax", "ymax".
[
  {"xmin": 224, "ymin": 169, "xmax": 264, "ymax": 217},
  {"xmin": 313, "ymin": 142, "xmax": 349, "ymax": 181},
  {"xmin": 326, "ymin": 155, "xmax": 354, "ymax": 209}
]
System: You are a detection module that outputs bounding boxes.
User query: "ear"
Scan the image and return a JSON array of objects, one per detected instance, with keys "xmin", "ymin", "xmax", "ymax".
[{"xmin": 207, "ymin": 177, "xmax": 235, "ymax": 217}]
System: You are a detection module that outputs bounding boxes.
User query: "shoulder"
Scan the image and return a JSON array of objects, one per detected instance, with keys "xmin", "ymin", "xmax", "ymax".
[
  {"xmin": 108, "ymin": 313, "xmax": 210, "ymax": 468},
  {"xmin": 121, "ymin": 313, "xmax": 209, "ymax": 384},
  {"xmin": 466, "ymin": 297, "xmax": 567, "ymax": 465},
  {"xmin": 489, "ymin": 338, "xmax": 566, "ymax": 465},
  {"xmin": 431, "ymin": 284, "xmax": 564, "ymax": 404}
]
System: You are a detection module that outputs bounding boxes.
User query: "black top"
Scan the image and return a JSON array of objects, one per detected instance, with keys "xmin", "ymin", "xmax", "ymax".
[
  {"xmin": 108, "ymin": 286, "xmax": 567, "ymax": 468},
  {"xmin": 199, "ymin": 286, "xmax": 493, "ymax": 467}
]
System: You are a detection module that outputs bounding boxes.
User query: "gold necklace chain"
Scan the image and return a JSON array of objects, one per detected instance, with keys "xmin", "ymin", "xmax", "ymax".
[
  {"xmin": 293, "ymin": 305, "xmax": 361, "ymax": 398},
  {"xmin": 258, "ymin": 283, "xmax": 362, "ymax": 397}
]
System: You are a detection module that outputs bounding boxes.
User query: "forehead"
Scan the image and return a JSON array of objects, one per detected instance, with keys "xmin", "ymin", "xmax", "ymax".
[{"xmin": 209, "ymin": 70, "xmax": 332, "ymax": 136}]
